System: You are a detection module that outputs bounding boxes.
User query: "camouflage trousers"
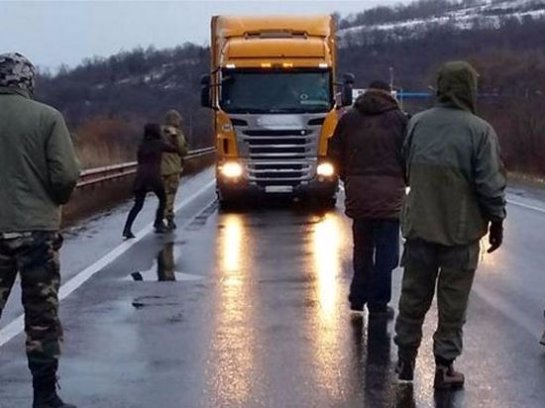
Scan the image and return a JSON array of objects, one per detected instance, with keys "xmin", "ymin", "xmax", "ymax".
[
  {"xmin": 162, "ymin": 173, "xmax": 180, "ymax": 222},
  {"xmin": 394, "ymin": 239, "xmax": 479, "ymax": 364},
  {"xmin": 0, "ymin": 231, "xmax": 63, "ymax": 372}
]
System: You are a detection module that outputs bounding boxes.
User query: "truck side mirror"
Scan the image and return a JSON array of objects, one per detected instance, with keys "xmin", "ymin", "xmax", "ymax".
[
  {"xmin": 200, "ymin": 74, "xmax": 212, "ymax": 108},
  {"xmin": 341, "ymin": 73, "xmax": 355, "ymax": 106}
]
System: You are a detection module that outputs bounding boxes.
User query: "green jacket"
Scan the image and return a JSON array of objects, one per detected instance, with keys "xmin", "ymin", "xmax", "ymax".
[
  {"xmin": 402, "ymin": 62, "xmax": 506, "ymax": 246},
  {"xmin": 161, "ymin": 125, "xmax": 188, "ymax": 176},
  {"xmin": 160, "ymin": 110, "xmax": 188, "ymax": 176},
  {"xmin": 0, "ymin": 87, "xmax": 80, "ymax": 232}
]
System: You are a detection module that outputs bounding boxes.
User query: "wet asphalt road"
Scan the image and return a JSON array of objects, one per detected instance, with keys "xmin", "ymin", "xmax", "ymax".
[{"xmin": 1, "ymin": 168, "xmax": 545, "ymax": 408}]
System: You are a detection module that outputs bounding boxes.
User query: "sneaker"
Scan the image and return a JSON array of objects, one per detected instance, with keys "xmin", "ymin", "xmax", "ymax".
[
  {"xmin": 369, "ymin": 305, "xmax": 395, "ymax": 320},
  {"xmin": 395, "ymin": 359, "xmax": 414, "ymax": 383},
  {"xmin": 166, "ymin": 219, "xmax": 177, "ymax": 230},
  {"xmin": 540, "ymin": 329, "xmax": 545, "ymax": 346},
  {"xmin": 123, "ymin": 230, "xmax": 135, "ymax": 240},
  {"xmin": 434, "ymin": 364, "xmax": 465, "ymax": 390},
  {"xmin": 34, "ymin": 394, "xmax": 77, "ymax": 408}
]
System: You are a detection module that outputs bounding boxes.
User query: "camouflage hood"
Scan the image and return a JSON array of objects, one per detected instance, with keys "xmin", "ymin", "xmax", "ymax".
[
  {"xmin": 164, "ymin": 109, "xmax": 182, "ymax": 128},
  {"xmin": 0, "ymin": 53, "xmax": 36, "ymax": 96},
  {"xmin": 436, "ymin": 61, "xmax": 478, "ymax": 113}
]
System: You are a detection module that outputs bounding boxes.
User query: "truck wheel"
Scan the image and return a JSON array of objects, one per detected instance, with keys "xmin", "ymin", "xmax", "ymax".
[
  {"xmin": 323, "ymin": 196, "xmax": 337, "ymax": 209},
  {"xmin": 218, "ymin": 199, "xmax": 234, "ymax": 211},
  {"xmin": 218, "ymin": 192, "xmax": 237, "ymax": 211}
]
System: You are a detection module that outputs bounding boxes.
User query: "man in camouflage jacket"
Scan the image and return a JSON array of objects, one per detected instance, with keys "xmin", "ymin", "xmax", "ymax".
[
  {"xmin": 394, "ymin": 61, "xmax": 506, "ymax": 390},
  {"xmin": 160, "ymin": 110, "xmax": 188, "ymax": 230},
  {"xmin": 0, "ymin": 53, "xmax": 80, "ymax": 408}
]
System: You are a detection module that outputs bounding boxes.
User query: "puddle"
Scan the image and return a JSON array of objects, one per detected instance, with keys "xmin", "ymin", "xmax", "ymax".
[
  {"xmin": 132, "ymin": 295, "xmax": 180, "ymax": 308},
  {"xmin": 186, "ymin": 201, "xmax": 218, "ymax": 230},
  {"xmin": 126, "ymin": 242, "xmax": 204, "ymax": 282}
]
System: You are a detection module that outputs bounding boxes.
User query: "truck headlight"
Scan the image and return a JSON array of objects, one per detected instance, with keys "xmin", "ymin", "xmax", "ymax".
[
  {"xmin": 317, "ymin": 162, "xmax": 335, "ymax": 177},
  {"xmin": 220, "ymin": 161, "xmax": 243, "ymax": 179}
]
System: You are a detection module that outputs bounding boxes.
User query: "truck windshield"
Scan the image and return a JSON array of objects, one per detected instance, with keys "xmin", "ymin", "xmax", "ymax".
[{"xmin": 220, "ymin": 70, "xmax": 333, "ymax": 114}]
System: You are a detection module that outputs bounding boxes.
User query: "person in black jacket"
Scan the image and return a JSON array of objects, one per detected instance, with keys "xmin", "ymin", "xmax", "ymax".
[
  {"xmin": 329, "ymin": 80, "xmax": 408, "ymax": 318},
  {"xmin": 122, "ymin": 123, "xmax": 179, "ymax": 239}
]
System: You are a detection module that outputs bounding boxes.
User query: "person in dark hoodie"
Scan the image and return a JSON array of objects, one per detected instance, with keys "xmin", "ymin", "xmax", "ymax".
[
  {"xmin": 329, "ymin": 80, "xmax": 408, "ymax": 318},
  {"xmin": 122, "ymin": 123, "xmax": 179, "ymax": 239},
  {"xmin": 394, "ymin": 61, "xmax": 506, "ymax": 389}
]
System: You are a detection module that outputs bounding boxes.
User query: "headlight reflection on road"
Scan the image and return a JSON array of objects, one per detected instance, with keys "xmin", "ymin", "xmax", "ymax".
[
  {"xmin": 208, "ymin": 214, "xmax": 257, "ymax": 405},
  {"xmin": 313, "ymin": 214, "xmax": 341, "ymax": 320},
  {"xmin": 223, "ymin": 214, "xmax": 243, "ymax": 275},
  {"xmin": 310, "ymin": 213, "xmax": 347, "ymax": 400}
]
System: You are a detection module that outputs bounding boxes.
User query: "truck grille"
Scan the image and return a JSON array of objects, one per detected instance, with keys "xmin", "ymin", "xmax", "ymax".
[
  {"xmin": 240, "ymin": 128, "xmax": 318, "ymax": 185},
  {"xmin": 229, "ymin": 114, "xmax": 327, "ymax": 188}
]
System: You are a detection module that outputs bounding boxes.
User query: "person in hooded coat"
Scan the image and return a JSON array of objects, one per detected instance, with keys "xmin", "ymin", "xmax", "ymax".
[
  {"xmin": 329, "ymin": 80, "xmax": 408, "ymax": 318},
  {"xmin": 160, "ymin": 110, "xmax": 188, "ymax": 230},
  {"xmin": 122, "ymin": 123, "xmax": 179, "ymax": 239},
  {"xmin": 0, "ymin": 52, "xmax": 79, "ymax": 408},
  {"xmin": 393, "ymin": 61, "xmax": 506, "ymax": 389}
]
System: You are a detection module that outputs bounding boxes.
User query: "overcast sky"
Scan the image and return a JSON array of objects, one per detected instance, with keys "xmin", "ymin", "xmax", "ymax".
[{"xmin": 0, "ymin": 0, "xmax": 410, "ymax": 70}]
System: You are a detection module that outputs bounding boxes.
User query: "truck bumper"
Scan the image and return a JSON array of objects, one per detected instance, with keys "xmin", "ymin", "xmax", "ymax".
[{"xmin": 217, "ymin": 176, "xmax": 338, "ymax": 201}]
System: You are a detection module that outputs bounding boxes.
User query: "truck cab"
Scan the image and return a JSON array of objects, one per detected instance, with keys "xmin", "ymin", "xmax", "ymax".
[{"xmin": 201, "ymin": 15, "xmax": 353, "ymax": 208}]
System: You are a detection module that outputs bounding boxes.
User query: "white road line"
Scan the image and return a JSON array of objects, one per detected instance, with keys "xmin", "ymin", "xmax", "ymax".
[
  {"xmin": 507, "ymin": 198, "xmax": 545, "ymax": 214},
  {"xmin": 0, "ymin": 179, "xmax": 215, "ymax": 348},
  {"xmin": 344, "ymin": 185, "xmax": 545, "ymax": 214}
]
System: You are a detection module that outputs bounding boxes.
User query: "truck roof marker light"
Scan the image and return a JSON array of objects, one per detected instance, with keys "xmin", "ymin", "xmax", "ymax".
[
  {"xmin": 319, "ymin": 63, "xmax": 329, "ymax": 69},
  {"xmin": 261, "ymin": 63, "xmax": 272, "ymax": 68},
  {"xmin": 226, "ymin": 64, "xmax": 236, "ymax": 69}
]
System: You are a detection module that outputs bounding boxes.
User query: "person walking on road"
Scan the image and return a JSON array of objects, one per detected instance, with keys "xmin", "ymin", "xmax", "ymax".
[
  {"xmin": 329, "ymin": 80, "xmax": 408, "ymax": 318},
  {"xmin": 122, "ymin": 123, "xmax": 179, "ymax": 239},
  {"xmin": 161, "ymin": 110, "xmax": 188, "ymax": 230},
  {"xmin": 394, "ymin": 61, "xmax": 507, "ymax": 390},
  {"xmin": 0, "ymin": 53, "xmax": 80, "ymax": 408}
]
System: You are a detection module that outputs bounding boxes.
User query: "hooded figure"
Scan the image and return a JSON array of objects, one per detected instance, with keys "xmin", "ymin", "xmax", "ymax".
[
  {"xmin": 160, "ymin": 109, "xmax": 188, "ymax": 230},
  {"xmin": 0, "ymin": 53, "xmax": 79, "ymax": 408},
  {"xmin": 394, "ymin": 61, "xmax": 506, "ymax": 390},
  {"xmin": 329, "ymin": 80, "xmax": 408, "ymax": 317}
]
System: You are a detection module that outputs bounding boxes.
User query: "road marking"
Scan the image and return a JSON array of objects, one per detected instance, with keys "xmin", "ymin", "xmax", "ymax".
[
  {"xmin": 0, "ymin": 179, "xmax": 215, "ymax": 348},
  {"xmin": 507, "ymin": 198, "xmax": 545, "ymax": 214}
]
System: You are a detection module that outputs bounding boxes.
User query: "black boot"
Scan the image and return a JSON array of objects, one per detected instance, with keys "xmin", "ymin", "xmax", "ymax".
[
  {"xmin": 154, "ymin": 220, "xmax": 168, "ymax": 234},
  {"xmin": 122, "ymin": 218, "xmax": 136, "ymax": 239},
  {"xmin": 166, "ymin": 218, "xmax": 177, "ymax": 230},
  {"xmin": 32, "ymin": 371, "xmax": 76, "ymax": 408},
  {"xmin": 122, "ymin": 227, "xmax": 135, "ymax": 239}
]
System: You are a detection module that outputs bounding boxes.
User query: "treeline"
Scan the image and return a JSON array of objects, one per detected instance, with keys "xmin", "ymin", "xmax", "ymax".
[
  {"xmin": 339, "ymin": 14, "xmax": 545, "ymax": 175},
  {"xmin": 35, "ymin": 1, "xmax": 545, "ymax": 175},
  {"xmin": 338, "ymin": 0, "xmax": 545, "ymax": 29},
  {"xmin": 36, "ymin": 43, "xmax": 212, "ymax": 168}
]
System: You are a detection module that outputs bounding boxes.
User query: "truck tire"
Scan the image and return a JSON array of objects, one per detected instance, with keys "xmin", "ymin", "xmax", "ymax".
[{"xmin": 322, "ymin": 195, "xmax": 337, "ymax": 209}]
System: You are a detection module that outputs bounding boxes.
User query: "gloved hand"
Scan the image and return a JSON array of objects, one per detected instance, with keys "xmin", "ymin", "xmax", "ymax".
[{"xmin": 487, "ymin": 221, "xmax": 503, "ymax": 253}]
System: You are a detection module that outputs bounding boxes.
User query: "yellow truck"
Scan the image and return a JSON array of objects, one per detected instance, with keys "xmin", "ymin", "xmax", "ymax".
[{"xmin": 201, "ymin": 15, "xmax": 353, "ymax": 208}]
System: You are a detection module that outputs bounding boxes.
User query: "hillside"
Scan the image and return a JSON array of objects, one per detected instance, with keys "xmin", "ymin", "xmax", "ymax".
[{"xmin": 34, "ymin": 0, "xmax": 545, "ymax": 173}]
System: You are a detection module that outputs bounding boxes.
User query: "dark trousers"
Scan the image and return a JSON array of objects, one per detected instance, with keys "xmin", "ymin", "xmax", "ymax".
[
  {"xmin": 0, "ymin": 232, "xmax": 63, "ymax": 381},
  {"xmin": 349, "ymin": 219, "xmax": 400, "ymax": 309},
  {"xmin": 123, "ymin": 187, "xmax": 166, "ymax": 232}
]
